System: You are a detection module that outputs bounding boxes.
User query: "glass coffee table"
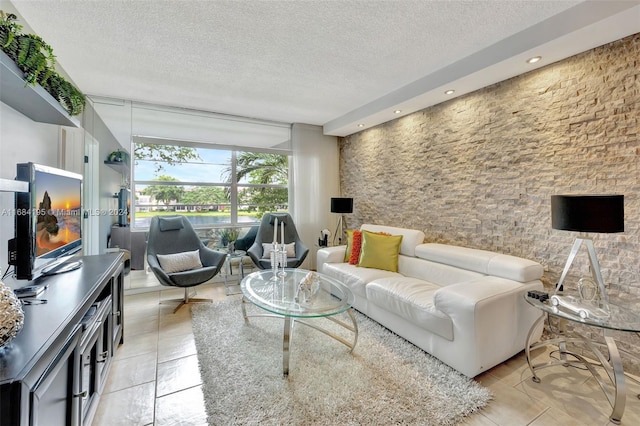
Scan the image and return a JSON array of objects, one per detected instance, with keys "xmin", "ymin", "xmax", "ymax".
[
  {"xmin": 240, "ymin": 268, "xmax": 358, "ymax": 377},
  {"xmin": 525, "ymin": 293, "xmax": 640, "ymax": 424}
]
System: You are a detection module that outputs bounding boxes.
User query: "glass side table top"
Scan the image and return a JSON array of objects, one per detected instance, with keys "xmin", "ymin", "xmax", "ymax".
[
  {"xmin": 241, "ymin": 269, "xmax": 354, "ymax": 318},
  {"xmin": 525, "ymin": 293, "xmax": 640, "ymax": 333},
  {"xmin": 212, "ymin": 246, "xmax": 247, "ymax": 257}
]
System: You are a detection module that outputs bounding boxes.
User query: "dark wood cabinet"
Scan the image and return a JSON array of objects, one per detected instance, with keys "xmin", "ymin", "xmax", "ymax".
[
  {"xmin": 27, "ymin": 326, "xmax": 82, "ymax": 426},
  {"xmin": 0, "ymin": 253, "xmax": 124, "ymax": 426}
]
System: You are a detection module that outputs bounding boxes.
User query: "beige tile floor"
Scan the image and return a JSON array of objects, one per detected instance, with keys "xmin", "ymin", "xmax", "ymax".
[{"xmin": 92, "ymin": 270, "xmax": 640, "ymax": 426}]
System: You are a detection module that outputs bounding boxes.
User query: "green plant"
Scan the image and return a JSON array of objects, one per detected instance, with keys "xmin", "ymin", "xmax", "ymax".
[
  {"xmin": 0, "ymin": 11, "xmax": 21, "ymax": 58},
  {"xmin": 0, "ymin": 10, "xmax": 85, "ymax": 116},
  {"xmin": 217, "ymin": 228, "xmax": 239, "ymax": 245},
  {"xmin": 43, "ymin": 72, "xmax": 86, "ymax": 116},
  {"xmin": 0, "ymin": 11, "xmax": 55, "ymax": 86},
  {"xmin": 16, "ymin": 33, "xmax": 56, "ymax": 85}
]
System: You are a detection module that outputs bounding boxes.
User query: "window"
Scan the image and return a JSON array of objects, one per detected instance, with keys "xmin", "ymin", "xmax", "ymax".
[{"xmin": 132, "ymin": 142, "xmax": 289, "ymax": 230}]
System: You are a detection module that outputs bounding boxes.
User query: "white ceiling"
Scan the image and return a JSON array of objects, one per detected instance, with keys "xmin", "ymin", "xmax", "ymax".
[{"xmin": 7, "ymin": 0, "xmax": 640, "ymax": 138}]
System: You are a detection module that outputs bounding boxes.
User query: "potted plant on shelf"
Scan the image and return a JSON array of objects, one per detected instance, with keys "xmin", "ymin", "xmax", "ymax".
[{"xmin": 0, "ymin": 10, "xmax": 85, "ymax": 116}]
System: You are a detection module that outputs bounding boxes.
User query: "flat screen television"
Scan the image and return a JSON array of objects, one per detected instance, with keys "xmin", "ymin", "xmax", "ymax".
[{"xmin": 8, "ymin": 163, "xmax": 83, "ymax": 280}]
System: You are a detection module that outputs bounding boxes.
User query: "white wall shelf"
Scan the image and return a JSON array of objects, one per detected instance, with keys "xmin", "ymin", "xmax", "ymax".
[
  {"xmin": 104, "ymin": 160, "xmax": 130, "ymax": 175},
  {"xmin": 0, "ymin": 50, "xmax": 80, "ymax": 128},
  {"xmin": 0, "ymin": 178, "xmax": 28, "ymax": 193}
]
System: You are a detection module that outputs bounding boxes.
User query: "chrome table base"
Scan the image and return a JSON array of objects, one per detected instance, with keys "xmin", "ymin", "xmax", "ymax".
[
  {"xmin": 241, "ymin": 297, "xmax": 359, "ymax": 377},
  {"xmin": 525, "ymin": 314, "xmax": 639, "ymax": 424}
]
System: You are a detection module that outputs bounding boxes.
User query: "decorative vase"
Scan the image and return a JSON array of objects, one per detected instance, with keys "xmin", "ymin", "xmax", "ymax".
[{"xmin": 0, "ymin": 278, "xmax": 25, "ymax": 348}]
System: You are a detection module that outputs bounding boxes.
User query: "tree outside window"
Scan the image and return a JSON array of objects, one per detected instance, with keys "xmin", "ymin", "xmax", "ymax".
[{"xmin": 132, "ymin": 143, "xmax": 289, "ymax": 231}]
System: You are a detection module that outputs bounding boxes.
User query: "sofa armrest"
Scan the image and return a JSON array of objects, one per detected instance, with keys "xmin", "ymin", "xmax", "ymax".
[
  {"xmin": 433, "ymin": 277, "xmax": 543, "ymax": 370},
  {"xmin": 316, "ymin": 245, "xmax": 347, "ymax": 274}
]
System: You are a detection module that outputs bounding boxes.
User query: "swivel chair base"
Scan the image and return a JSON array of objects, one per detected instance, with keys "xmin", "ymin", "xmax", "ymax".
[{"xmin": 162, "ymin": 287, "xmax": 212, "ymax": 313}]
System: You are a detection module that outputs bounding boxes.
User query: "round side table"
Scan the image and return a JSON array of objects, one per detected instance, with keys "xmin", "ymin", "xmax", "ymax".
[{"xmin": 524, "ymin": 293, "xmax": 640, "ymax": 424}]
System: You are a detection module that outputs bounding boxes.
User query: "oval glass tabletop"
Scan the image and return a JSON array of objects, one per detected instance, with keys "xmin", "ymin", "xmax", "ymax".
[
  {"xmin": 525, "ymin": 292, "xmax": 640, "ymax": 333},
  {"xmin": 241, "ymin": 269, "xmax": 354, "ymax": 318}
]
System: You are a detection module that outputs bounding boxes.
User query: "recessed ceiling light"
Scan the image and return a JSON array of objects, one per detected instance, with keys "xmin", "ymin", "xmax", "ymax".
[
  {"xmin": 444, "ymin": 89, "xmax": 455, "ymax": 95},
  {"xmin": 357, "ymin": 124, "xmax": 365, "ymax": 128},
  {"xmin": 394, "ymin": 110, "xmax": 402, "ymax": 114},
  {"xmin": 527, "ymin": 56, "xmax": 542, "ymax": 64}
]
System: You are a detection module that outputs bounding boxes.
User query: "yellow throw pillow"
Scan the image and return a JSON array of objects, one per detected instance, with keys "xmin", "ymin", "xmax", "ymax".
[{"xmin": 358, "ymin": 231, "xmax": 403, "ymax": 272}]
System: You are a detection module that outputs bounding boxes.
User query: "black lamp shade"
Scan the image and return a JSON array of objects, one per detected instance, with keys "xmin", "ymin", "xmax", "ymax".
[
  {"xmin": 330, "ymin": 197, "xmax": 353, "ymax": 214},
  {"xmin": 551, "ymin": 195, "xmax": 624, "ymax": 233}
]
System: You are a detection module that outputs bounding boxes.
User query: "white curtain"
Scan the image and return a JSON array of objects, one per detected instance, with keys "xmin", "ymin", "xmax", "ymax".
[{"xmin": 290, "ymin": 124, "xmax": 340, "ymax": 271}]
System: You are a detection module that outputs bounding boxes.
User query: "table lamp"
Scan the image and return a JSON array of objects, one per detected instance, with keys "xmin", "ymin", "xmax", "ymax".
[
  {"xmin": 551, "ymin": 194, "xmax": 624, "ymax": 307},
  {"xmin": 331, "ymin": 197, "xmax": 353, "ymax": 245}
]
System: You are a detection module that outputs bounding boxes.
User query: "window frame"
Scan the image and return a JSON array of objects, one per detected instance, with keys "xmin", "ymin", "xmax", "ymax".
[{"xmin": 131, "ymin": 140, "xmax": 291, "ymax": 231}]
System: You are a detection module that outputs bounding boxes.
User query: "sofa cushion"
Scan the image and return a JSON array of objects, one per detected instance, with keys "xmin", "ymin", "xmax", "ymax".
[
  {"xmin": 360, "ymin": 224, "xmax": 425, "ymax": 257},
  {"xmin": 322, "ymin": 262, "xmax": 401, "ymax": 299},
  {"xmin": 358, "ymin": 231, "xmax": 403, "ymax": 272},
  {"xmin": 398, "ymin": 255, "xmax": 485, "ymax": 286},
  {"xmin": 366, "ymin": 277, "xmax": 453, "ymax": 340},
  {"xmin": 415, "ymin": 243, "xmax": 543, "ymax": 283}
]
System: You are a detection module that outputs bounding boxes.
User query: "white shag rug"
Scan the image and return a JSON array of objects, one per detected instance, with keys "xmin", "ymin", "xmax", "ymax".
[{"xmin": 191, "ymin": 299, "xmax": 491, "ymax": 425}]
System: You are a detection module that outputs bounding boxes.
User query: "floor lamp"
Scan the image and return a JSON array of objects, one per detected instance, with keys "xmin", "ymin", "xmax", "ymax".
[
  {"xmin": 331, "ymin": 197, "xmax": 353, "ymax": 246},
  {"xmin": 551, "ymin": 194, "xmax": 624, "ymax": 308}
]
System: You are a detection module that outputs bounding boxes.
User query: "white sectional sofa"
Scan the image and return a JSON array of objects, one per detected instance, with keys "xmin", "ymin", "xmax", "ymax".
[{"xmin": 317, "ymin": 224, "xmax": 544, "ymax": 377}]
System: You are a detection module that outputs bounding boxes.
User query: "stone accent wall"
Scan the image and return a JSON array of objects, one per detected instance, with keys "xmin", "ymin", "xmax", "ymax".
[{"xmin": 339, "ymin": 34, "xmax": 640, "ymax": 372}]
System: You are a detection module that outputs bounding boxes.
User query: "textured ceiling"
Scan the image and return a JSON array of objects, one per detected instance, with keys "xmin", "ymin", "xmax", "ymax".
[{"xmin": 6, "ymin": 0, "xmax": 640, "ymax": 137}]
